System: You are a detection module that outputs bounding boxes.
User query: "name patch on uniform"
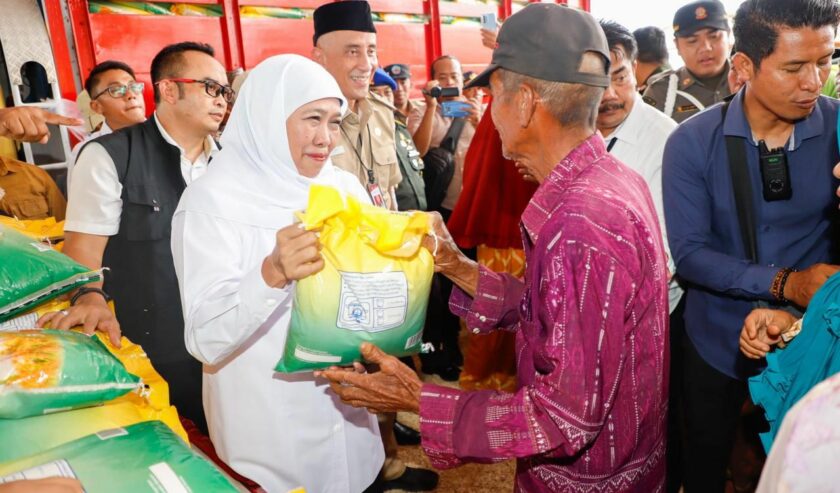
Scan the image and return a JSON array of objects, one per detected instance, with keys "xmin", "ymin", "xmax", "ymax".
[{"xmin": 675, "ymin": 104, "xmax": 698, "ymax": 113}]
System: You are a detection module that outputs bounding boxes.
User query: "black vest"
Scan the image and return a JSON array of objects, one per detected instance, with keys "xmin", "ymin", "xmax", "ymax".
[{"xmin": 85, "ymin": 118, "xmax": 187, "ymax": 364}]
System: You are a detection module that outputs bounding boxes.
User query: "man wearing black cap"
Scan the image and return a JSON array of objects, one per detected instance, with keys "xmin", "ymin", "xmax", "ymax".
[
  {"xmin": 311, "ymin": 3, "xmax": 438, "ymax": 492},
  {"xmin": 384, "ymin": 63, "xmax": 417, "ymax": 125},
  {"xmin": 318, "ymin": 4, "xmax": 669, "ymax": 491},
  {"xmin": 644, "ymin": 0, "xmax": 732, "ymax": 122},
  {"xmin": 312, "ymin": 0, "xmax": 401, "ymax": 212}
]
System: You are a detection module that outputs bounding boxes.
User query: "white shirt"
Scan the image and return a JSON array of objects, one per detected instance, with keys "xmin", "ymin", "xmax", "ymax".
[
  {"xmin": 171, "ymin": 171, "xmax": 383, "ymax": 493},
  {"xmin": 68, "ymin": 121, "xmax": 112, "ymax": 190},
  {"xmin": 65, "ymin": 114, "xmax": 215, "ymax": 236},
  {"xmin": 605, "ymin": 94, "xmax": 683, "ymax": 312}
]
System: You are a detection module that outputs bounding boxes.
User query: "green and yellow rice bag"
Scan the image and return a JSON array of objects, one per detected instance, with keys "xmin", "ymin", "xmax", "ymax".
[
  {"xmin": 0, "ymin": 421, "xmax": 238, "ymax": 492},
  {"xmin": 0, "ymin": 225, "xmax": 100, "ymax": 321},
  {"xmin": 0, "ymin": 330, "xmax": 141, "ymax": 419},
  {"xmin": 275, "ymin": 185, "xmax": 434, "ymax": 372},
  {"xmin": 0, "ymin": 325, "xmax": 187, "ymax": 461}
]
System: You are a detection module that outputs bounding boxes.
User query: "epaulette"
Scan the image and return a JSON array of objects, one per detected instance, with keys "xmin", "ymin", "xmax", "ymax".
[{"xmin": 368, "ymin": 91, "xmax": 396, "ymax": 111}]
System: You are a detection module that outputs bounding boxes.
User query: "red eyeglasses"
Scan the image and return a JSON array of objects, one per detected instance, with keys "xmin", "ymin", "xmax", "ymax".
[{"xmin": 157, "ymin": 78, "xmax": 235, "ymax": 103}]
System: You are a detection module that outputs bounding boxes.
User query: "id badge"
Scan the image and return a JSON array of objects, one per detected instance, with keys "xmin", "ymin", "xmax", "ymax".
[{"xmin": 368, "ymin": 183, "xmax": 386, "ymax": 208}]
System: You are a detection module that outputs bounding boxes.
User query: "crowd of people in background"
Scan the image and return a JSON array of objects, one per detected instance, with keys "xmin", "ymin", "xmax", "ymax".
[{"xmin": 2, "ymin": 0, "xmax": 840, "ymax": 492}]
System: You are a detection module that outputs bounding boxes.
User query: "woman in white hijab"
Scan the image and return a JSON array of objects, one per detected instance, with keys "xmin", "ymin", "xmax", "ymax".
[{"xmin": 172, "ymin": 54, "xmax": 382, "ymax": 493}]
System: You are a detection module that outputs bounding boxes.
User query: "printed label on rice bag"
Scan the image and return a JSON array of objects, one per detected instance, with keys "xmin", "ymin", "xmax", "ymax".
[
  {"xmin": 337, "ymin": 271, "xmax": 407, "ymax": 332},
  {"xmin": 0, "ymin": 313, "xmax": 38, "ymax": 332},
  {"xmin": 148, "ymin": 462, "xmax": 190, "ymax": 493},
  {"xmin": 0, "ymin": 459, "xmax": 78, "ymax": 483}
]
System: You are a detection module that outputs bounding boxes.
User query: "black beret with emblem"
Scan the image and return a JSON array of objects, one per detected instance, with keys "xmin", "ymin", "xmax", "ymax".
[
  {"xmin": 673, "ymin": 0, "xmax": 728, "ymax": 38},
  {"xmin": 313, "ymin": 1, "xmax": 376, "ymax": 45}
]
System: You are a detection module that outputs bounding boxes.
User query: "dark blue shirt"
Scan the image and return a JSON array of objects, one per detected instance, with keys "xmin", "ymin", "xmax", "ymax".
[{"xmin": 663, "ymin": 89, "xmax": 840, "ymax": 379}]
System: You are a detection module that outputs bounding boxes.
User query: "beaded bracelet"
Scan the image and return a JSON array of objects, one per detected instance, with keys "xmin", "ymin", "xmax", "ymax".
[{"xmin": 770, "ymin": 267, "xmax": 794, "ymax": 302}]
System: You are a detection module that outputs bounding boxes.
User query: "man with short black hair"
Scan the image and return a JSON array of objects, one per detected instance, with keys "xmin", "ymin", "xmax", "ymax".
[
  {"xmin": 84, "ymin": 60, "xmax": 146, "ymax": 135},
  {"xmin": 663, "ymin": 0, "xmax": 840, "ymax": 490},
  {"xmin": 385, "ymin": 63, "xmax": 416, "ymax": 125},
  {"xmin": 644, "ymin": 0, "xmax": 733, "ymax": 122},
  {"xmin": 407, "ymin": 54, "xmax": 482, "ymax": 381},
  {"xmin": 41, "ymin": 41, "xmax": 232, "ymax": 433},
  {"xmin": 633, "ymin": 26, "xmax": 671, "ymax": 92},
  {"xmin": 321, "ymin": 5, "xmax": 669, "ymax": 491},
  {"xmin": 72, "ymin": 61, "xmax": 147, "ymax": 166}
]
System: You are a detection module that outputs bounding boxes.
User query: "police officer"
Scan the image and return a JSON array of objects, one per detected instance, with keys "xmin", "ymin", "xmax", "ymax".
[
  {"xmin": 371, "ymin": 68, "xmax": 427, "ymax": 211},
  {"xmin": 384, "ymin": 63, "xmax": 419, "ymax": 126},
  {"xmin": 643, "ymin": 0, "xmax": 733, "ymax": 123},
  {"xmin": 313, "ymin": 1, "xmax": 402, "ymax": 211},
  {"xmin": 311, "ymin": 3, "xmax": 438, "ymax": 491}
]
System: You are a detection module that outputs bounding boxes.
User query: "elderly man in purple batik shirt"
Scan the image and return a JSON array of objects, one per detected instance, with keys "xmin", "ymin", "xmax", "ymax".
[{"xmin": 318, "ymin": 4, "xmax": 669, "ymax": 492}]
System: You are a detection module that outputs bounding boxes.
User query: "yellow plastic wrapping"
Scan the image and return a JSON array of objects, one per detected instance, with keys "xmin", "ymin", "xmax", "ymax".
[
  {"xmin": 275, "ymin": 185, "xmax": 434, "ymax": 372},
  {"xmin": 0, "ymin": 216, "xmax": 64, "ymax": 242},
  {"xmin": 0, "ymin": 303, "xmax": 187, "ymax": 461}
]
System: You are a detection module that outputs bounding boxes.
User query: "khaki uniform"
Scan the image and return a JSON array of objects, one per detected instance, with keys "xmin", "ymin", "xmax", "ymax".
[
  {"xmin": 643, "ymin": 62, "xmax": 732, "ymax": 123},
  {"xmin": 0, "ymin": 156, "xmax": 66, "ymax": 220},
  {"xmin": 331, "ymin": 92, "xmax": 402, "ymax": 209}
]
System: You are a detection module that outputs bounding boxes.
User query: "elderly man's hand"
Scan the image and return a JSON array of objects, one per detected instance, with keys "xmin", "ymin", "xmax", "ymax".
[
  {"xmin": 316, "ymin": 343, "xmax": 422, "ymax": 414},
  {"xmin": 421, "ymin": 211, "xmax": 463, "ymax": 275},
  {"xmin": 0, "ymin": 107, "xmax": 82, "ymax": 144},
  {"xmin": 739, "ymin": 308, "xmax": 797, "ymax": 359}
]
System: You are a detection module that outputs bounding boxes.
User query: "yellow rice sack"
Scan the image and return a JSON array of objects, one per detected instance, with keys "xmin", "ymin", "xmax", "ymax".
[{"xmin": 275, "ymin": 185, "xmax": 434, "ymax": 372}]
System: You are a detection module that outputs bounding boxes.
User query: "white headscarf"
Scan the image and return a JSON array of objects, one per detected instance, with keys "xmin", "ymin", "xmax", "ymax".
[{"xmin": 175, "ymin": 54, "xmax": 348, "ymax": 228}]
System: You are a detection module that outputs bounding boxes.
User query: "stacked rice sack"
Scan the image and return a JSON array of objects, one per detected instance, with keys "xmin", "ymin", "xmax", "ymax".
[{"xmin": 0, "ymin": 224, "xmax": 237, "ymax": 491}]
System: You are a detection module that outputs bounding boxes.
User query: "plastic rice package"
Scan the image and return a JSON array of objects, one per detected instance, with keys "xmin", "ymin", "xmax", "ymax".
[
  {"xmin": 275, "ymin": 185, "xmax": 433, "ymax": 372},
  {"xmin": 0, "ymin": 330, "xmax": 141, "ymax": 419},
  {"xmin": 0, "ymin": 421, "xmax": 238, "ymax": 492},
  {"xmin": 0, "ymin": 216, "xmax": 64, "ymax": 242},
  {"xmin": 239, "ymin": 6, "xmax": 307, "ymax": 19},
  {"xmin": 0, "ymin": 225, "xmax": 100, "ymax": 321}
]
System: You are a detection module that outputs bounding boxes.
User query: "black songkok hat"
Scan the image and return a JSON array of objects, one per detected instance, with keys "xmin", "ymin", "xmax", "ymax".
[{"xmin": 313, "ymin": 1, "xmax": 377, "ymax": 45}]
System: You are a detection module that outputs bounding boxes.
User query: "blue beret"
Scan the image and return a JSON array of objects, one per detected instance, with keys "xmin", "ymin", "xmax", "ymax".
[{"xmin": 371, "ymin": 68, "xmax": 397, "ymax": 91}]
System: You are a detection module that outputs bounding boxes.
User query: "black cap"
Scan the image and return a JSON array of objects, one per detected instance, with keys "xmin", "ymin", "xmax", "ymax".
[
  {"xmin": 384, "ymin": 63, "xmax": 410, "ymax": 80},
  {"xmin": 313, "ymin": 1, "xmax": 376, "ymax": 45},
  {"xmin": 673, "ymin": 1, "xmax": 728, "ymax": 38},
  {"xmin": 466, "ymin": 4, "xmax": 610, "ymax": 90}
]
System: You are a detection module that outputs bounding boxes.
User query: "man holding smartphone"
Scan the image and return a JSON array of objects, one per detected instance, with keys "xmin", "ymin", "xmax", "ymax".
[{"xmin": 407, "ymin": 55, "xmax": 482, "ymax": 381}]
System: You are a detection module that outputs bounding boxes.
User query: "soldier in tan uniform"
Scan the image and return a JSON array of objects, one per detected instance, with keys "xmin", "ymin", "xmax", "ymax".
[
  {"xmin": 643, "ymin": 0, "xmax": 733, "ymax": 123},
  {"xmin": 311, "ymin": 2, "xmax": 438, "ymax": 492}
]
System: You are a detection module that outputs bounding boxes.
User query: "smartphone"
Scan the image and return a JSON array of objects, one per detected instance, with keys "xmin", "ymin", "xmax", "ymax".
[
  {"xmin": 441, "ymin": 101, "xmax": 471, "ymax": 119},
  {"xmin": 481, "ymin": 13, "xmax": 497, "ymax": 32}
]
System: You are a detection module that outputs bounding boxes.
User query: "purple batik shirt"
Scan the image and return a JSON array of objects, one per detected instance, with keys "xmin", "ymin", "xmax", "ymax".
[{"xmin": 419, "ymin": 135, "xmax": 669, "ymax": 492}]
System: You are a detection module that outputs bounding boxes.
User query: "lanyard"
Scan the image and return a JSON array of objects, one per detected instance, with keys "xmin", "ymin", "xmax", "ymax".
[{"xmin": 340, "ymin": 124, "xmax": 376, "ymax": 185}]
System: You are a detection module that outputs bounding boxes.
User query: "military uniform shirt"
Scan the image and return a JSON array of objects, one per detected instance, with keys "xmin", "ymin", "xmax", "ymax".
[
  {"xmin": 331, "ymin": 93, "xmax": 402, "ymax": 209},
  {"xmin": 643, "ymin": 62, "xmax": 732, "ymax": 123},
  {"xmin": 394, "ymin": 118, "xmax": 427, "ymax": 211}
]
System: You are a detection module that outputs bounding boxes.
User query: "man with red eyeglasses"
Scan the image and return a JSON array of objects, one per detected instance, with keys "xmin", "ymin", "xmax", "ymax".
[{"xmin": 39, "ymin": 42, "xmax": 232, "ymax": 433}]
